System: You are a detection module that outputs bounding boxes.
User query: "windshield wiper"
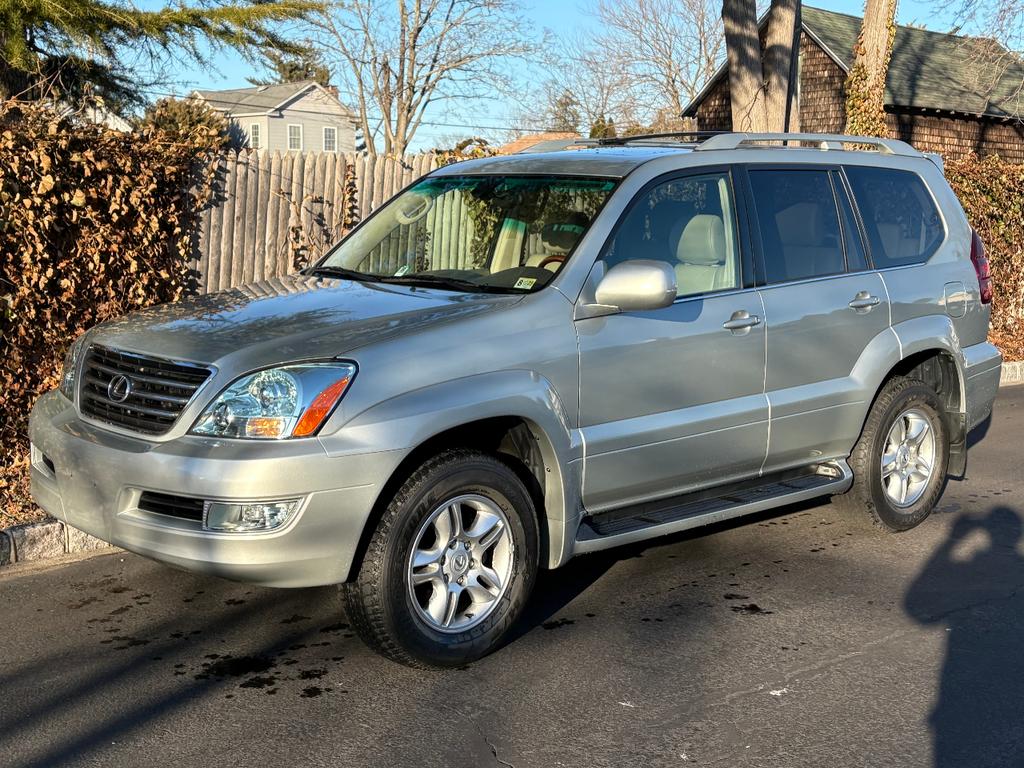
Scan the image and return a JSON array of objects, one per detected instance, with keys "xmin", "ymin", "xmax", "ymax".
[
  {"xmin": 310, "ymin": 267, "xmax": 511, "ymax": 294},
  {"xmin": 376, "ymin": 274, "xmax": 509, "ymax": 294},
  {"xmin": 307, "ymin": 265, "xmax": 383, "ymax": 282}
]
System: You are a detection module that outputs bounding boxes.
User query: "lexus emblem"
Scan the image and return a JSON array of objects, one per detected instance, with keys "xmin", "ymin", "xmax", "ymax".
[{"xmin": 107, "ymin": 374, "xmax": 133, "ymax": 403}]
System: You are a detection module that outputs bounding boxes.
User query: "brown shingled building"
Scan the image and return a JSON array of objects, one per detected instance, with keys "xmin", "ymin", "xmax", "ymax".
[{"xmin": 684, "ymin": 6, "xmax": 1024, "ymax": 162}]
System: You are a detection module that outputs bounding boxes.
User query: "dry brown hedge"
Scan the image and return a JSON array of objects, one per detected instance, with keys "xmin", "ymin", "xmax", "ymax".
[
  {"xmin": 0, "ymin": 101, "xmax": 226, "ymax": 527},
  {"xmin": 945, "ymin": 156, "xmax": 1024, "ymax": 345}
]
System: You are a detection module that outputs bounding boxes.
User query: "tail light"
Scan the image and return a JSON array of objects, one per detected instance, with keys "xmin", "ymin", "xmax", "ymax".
[{"xmin": 970, "ymin": 228, "xmax": 993, "ymax": 304}]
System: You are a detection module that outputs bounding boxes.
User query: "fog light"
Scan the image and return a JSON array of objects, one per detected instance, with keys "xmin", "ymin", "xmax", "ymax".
[{"xmin": 203, "ymin": 499, "xmax": 300, "ymax": 532}]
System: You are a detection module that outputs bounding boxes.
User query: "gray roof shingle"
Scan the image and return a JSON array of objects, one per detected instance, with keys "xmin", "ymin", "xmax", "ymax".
[
  {"xmin": 193, "ymin": 80, "xmax": 349, "ymax": 115},
  {"xmin": 804, "ymin": 6, "xmax": 1024, "ymax": 118}
]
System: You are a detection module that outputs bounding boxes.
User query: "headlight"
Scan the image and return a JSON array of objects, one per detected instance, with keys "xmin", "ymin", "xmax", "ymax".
[
  {"xmin": 191, "ymin": 362, "xmax": 356, "ymax": 439},
  {"xmin": 59, "ymin": 336, "xmax": 86, "ymax": 400}
]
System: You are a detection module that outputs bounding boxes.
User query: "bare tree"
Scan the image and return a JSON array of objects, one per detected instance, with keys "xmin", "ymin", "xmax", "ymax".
[
  {"xmin": 547, "ymin": 88, "xmax": 582, "ymax": 132},
  {"xmin": 593, "ymin": 0, "xmax": 724, "ymax": 119},
  {"xmin": 845, "ymin": 0, "xmax": 898, "ymax": 136},
  {"xmin": 311, "ymin": 0, "xmax": 534, "ymax": 157},
  {"xmin": 722, "ymin": 0, "xmax": 801, "ymax": 132},
  {"xmin": 527, "ymin": 0, "xmax": 723, "ymax": 136},
  {"xmin": 723, "ymin": 0, "xmax": 767, "ymax": 130},
  {"xmin": 764, "ymin": 0, "xmax": 801, "ymax": 131},
  {"xmin": 942, "ymin": 0, "xmax": 1024, "ymax": 114},
  {"xmin": 528, "ymin": 33, "xmax": 643, "ymax": 134}
]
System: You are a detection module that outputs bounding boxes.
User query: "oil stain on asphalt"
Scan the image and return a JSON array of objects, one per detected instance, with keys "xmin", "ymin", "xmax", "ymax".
[{"xmin": 68, "ymin": 571, "xmax": 357, "ymax": 700}]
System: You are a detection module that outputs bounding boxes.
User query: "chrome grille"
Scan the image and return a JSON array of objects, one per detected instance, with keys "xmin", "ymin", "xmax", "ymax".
[{"xmin": 79, "ymin": 345, "xmax": 211, "ymax": 435}]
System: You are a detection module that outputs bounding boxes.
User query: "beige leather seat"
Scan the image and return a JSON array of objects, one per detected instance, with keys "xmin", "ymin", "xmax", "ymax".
[
  {"xmin": 774, "ymin": 202, "xmax": 844, "ymax": 276},
  {"xmin": 672, "ymin": 214, "xmax": 731, "ymax": 296},
  {"xmin": 877, "ymin": 221, "xmax": 920, "ymax": 262}
]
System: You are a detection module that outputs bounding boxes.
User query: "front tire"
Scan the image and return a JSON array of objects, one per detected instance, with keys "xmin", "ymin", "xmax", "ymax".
[
  {"xmin": 836, "ymin": 376, "xmax": 949, "ymax": 532},
  {"xmin": 341, "ymin": 449, "xmax": 539, "ymax": 667}
]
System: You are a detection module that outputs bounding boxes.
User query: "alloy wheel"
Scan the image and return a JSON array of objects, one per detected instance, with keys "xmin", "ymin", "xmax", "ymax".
[
  {"xmin": 881, "ymin": 407, "xmax": 937, "ymax": 508},
  {"xmin": 406, "ymin": 494, "xmax": 515, "ymax": 633}
]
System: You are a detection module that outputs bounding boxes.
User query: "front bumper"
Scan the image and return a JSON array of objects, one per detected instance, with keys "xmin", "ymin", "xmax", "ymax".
[{"xmin": 28, "ymin": 391, "xmax": 399, "ymax": 587}]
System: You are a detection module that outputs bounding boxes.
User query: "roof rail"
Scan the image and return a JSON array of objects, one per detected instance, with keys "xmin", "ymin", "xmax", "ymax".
[{"xmin": 694, "ymin": 133, "xmax": 921, "ymax": 157}]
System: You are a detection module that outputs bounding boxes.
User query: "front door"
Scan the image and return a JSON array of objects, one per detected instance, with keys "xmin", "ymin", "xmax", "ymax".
[{"xmin": 577, "ymin": 170, "xmax": 768, "ymax": 513}]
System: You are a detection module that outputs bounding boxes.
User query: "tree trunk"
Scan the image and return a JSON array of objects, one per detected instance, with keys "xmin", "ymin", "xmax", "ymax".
[
  {"xmin": 722, "ymin": 0, "xmax": 767, "ymax": 131},
  {"xmin": 845, "ymin": 0, "xmax": 897, "ymax": 137},
  {"xmin": 763, "ymin": 0, "xmax": 801, "ymax": 132}
]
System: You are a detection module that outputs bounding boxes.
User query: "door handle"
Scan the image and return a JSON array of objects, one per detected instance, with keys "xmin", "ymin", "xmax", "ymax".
[
  {"xmin": 849, "ymin": 292, "xmax": 881, "ymax": 312},
  {"xmin": 723, "ymin": 310, "xmax": 762, "ymax": 332}
]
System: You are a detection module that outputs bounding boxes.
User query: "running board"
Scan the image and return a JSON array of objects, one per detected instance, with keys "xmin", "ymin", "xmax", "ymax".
[{"xmin": 573, "ymin": 462, "xmax": 853, "ymax": 554}]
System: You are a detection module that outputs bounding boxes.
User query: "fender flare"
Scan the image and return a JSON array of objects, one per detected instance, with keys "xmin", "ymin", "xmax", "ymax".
[
  {"xmin": 326, "ymin": 369, "xmax": 583, "ymax": 570},
  {"xmin": 850, "ymin": 315, "xmax": 968, "ymax": 473}
]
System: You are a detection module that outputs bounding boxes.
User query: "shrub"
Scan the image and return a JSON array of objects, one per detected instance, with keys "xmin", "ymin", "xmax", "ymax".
[
  {"xmin": 0, "ymin": 100, "xmax": 226, "ymax": 526},
  {"xmin": 432, "ymin": 137, "xmax": 497, "ymax": 166},
  {"xmin": 945, "ymin": 155, "xmax": 1024, "ymax": 352},
  {"xmin": 137, "ymin": 97, "xmax": 231, "ymax": 146}
]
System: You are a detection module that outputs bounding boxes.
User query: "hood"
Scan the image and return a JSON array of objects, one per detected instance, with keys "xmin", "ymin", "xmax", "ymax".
[{"xmin": 89, "ymin": 274, "xmax": 518, "ymax": 369}]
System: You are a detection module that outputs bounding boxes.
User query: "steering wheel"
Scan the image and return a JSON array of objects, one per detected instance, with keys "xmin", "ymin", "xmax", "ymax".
[{"xmin": 537, "ymin": 254, "xmax": 566, "ymax": 270}]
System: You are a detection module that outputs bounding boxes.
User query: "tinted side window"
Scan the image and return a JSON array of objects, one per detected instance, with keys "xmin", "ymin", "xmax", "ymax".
[
  {"xmin": 833, "ymin": 172, "xmax": 869, "ymax": 272},
  {"xmin": 749, "ymin": 169, "xmax": 845, "ymax": 283},
  {"xmin": 845, "ymin": 167, "xmax": 944, "ymax": 268},
  {"xmin": 604, "ymin": 173, "xmax": 741, "ymax": 298}
]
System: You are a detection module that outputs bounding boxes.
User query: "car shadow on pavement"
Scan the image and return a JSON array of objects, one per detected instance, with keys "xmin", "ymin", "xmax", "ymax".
[
  {"xmin": 966, "ymin": 412, "xmax": 993, "ymax": 449},
  {"xmin": 508, "ymin": 496, "xmax": 829, "ymax": 645},
  {"xmin": 904, "ymin": 505, "xmax": 1024, "ymax": 768}
]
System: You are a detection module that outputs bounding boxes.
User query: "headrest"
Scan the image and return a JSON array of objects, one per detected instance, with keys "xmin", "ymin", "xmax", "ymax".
[
  {"xmin": 775, "ymin": 202, "xmax": 821, "ymax": 246},
  {"xmin": 674, "ymin": 214, "xmax": 726, "ymax": 266},
  {"xmin": 541, "ymin": 212, "xmax": 588, "ymax": 254}
]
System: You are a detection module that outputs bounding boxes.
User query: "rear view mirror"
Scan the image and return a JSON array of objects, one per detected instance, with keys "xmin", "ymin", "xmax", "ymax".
[{"xmin": 594, "ymin": 260, "xmax": 677, "ymax": 312}]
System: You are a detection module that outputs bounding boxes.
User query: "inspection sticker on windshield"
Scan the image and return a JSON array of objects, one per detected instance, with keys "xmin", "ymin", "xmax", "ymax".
[
  {"xmin": 394, "ymin": 265, "xmax": 410, "ymax": 276},
  {"xmin": 513, "ymin": 277, "xmax": 537, "ymax": 290}
]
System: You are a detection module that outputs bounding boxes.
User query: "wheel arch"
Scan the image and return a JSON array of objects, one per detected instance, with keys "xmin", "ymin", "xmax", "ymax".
[
  {"xmin": 339, "ymin": 371, "xmax": 582, "ymax": 581},
  {"xmin": 858, "ymin": 316, "xmax": 968, "ymax": 475}
]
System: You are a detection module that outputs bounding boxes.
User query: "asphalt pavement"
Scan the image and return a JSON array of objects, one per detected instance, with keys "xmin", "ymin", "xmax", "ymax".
[{"xmin": 3, "ymin": 387, "xmax": 1024, "ymax": 768}]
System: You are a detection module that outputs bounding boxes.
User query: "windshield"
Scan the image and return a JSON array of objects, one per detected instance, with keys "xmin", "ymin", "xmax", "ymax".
[{"xmin": 315, "ymin": 175, "xmax": 617, "ymax": 293}]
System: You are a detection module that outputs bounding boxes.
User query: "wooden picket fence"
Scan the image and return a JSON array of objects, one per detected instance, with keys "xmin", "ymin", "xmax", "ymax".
[{"xmin": 192, "ymin": 150, "xmax": 437, "ymax": 293}]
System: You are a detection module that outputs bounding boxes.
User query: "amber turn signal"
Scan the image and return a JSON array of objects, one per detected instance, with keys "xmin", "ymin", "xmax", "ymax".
[{"xmin": 293, "ymin": 375, "xmax": 353, "ymax": 437}]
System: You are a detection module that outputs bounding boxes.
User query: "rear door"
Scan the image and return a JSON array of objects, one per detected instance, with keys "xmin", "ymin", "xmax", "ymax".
[
  {"xmin": 843, "ymin": 164, "xmax": 964, "ymax": 334},
  {"xmin": 742, "ymin": 165, "xmax": 891, "ymax": 473},
  {"xmin": 576, "ymin": 169, "xmax": 768, "ymax": 512}
]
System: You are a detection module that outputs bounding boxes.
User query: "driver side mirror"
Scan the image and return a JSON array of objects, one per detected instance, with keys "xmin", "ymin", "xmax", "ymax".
[{"xmin": 593, "ymin": 260, "xmax": 677, "ymax": 313}]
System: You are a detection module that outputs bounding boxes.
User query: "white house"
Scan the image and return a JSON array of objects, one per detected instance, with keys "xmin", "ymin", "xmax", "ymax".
[{"xmin": 191, "ymin": 80, "xmax": 358, "ymax": 153}]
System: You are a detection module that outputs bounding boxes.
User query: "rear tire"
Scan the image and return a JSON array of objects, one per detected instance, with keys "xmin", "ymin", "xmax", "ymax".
[
  {"xmin": 341, "ymin": 449, "xmax": 539, "ymax": 667},
  {"xmin": 835, "ymin": 376, "xmax": 949, "ymax": 532}
]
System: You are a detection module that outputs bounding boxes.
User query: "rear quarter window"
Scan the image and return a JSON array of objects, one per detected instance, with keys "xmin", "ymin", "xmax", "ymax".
[{"xmin": 845, "ymin": 167, "xmax": 945, "ymax": 268}]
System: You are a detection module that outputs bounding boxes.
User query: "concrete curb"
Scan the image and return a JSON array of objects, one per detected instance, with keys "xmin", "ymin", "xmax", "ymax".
[
  {"xmin": 2, "ymin": 361, "xmax": 1022, "ymax": 570},
  {"xmin": 0, "ymin": 518, "xmax": 117, "ymax": 567},
  {"xmin": 1000, "ymin": 360, "xmax": 1024, "ymax": 387}
]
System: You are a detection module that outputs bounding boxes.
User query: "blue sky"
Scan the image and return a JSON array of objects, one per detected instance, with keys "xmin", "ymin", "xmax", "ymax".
[{"xmin": 139, "ymin": 0, "xmax": 959, "ymax": 149}]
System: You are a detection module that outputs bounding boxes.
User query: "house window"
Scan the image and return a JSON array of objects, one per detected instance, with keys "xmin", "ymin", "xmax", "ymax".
[
  {"xmin": 323, "ymin": 126, "xmax": 338, "ymax": 152},
  {"xmin": 287, "ymin": 124, "xmax": 303, "ymax": 151},
  {"xmin": 249, "ymin": 123, "xmax": 261, "ymax": 150}
]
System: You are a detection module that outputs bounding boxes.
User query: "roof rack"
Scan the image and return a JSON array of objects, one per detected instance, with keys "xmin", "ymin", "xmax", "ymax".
[{"xmin": 694, "ymin": 132, "xmax": 921, "ymax": 157}]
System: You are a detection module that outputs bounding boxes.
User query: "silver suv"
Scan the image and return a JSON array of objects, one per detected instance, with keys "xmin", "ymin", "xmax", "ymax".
[{"xmin": 30, "ymin": 133, "xmax": 1002, "ymax": 666}]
